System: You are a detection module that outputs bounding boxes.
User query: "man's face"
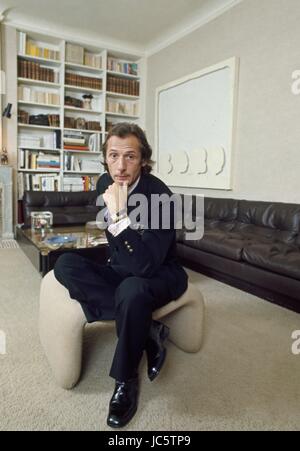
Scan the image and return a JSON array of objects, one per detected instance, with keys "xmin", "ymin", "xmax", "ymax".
[{"xmin": 106, "ymin": 135, "xmax": 145, "ymax": 187}]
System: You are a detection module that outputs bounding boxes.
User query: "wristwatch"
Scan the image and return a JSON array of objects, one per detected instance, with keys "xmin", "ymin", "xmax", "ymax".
[{"xmin": 111, "ymin": 209, "xmax": 128, "ymax": 223}]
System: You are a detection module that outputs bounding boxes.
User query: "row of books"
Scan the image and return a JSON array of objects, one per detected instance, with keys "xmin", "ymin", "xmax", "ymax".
[
  {"xmin": 19, "ymin": 150, "xmax": 60, "ymax": 170},
  {"xmin": 19, "ymin": 131, "xmax": 61, "ymax": 150},
  {"xmin": 64, "ymin": 116, "xmax": 102, "ymax": 131},
  {"xmin": 23, "ymin": 113, "xmax": 60, "ymax": 127},
  {"xmin": 18, "ymin": 173, "xmax": 61, "ymax": 199},
  {"xmin": 63, "ymin": 176, "xmax": 99, "ymax": 192},
  {"xmin": 18, "ymin": 110, "xmax": 60, "ymax": 126},
  {"xmin": 63, "ymin": 132, "xmax": 102, "ymax": 152},
  {"xmin": 64, "ymin": 154, "xmax": 102, "ymax": 172},
  {"xmin": 26, "ymin": 41, "xmax": 60, "ymax": 61},
  {"xmin": 65, "ymin": 72, "xmax": 102, "ymax": 90},
  {"xmin": 107, "ymin": 57, "xmax": 138, "ymax": 76},
  {"xmin": 106, "ymin": 99, "xmax": 138, "ymax": 116},
  {"xmin": 18, "ymin": 86, "xmax": 60, "ymax": 105},
  {"xmin": 84, "ymin": 53, "xmax": 102, "ymax": 69},
  {"xmin": 18, "ymin": 59, "xmax": 59, "ymax": 83},
  {"xmin": 18, "ymin": 32, "xmax": 60, "ymax": 60},
  {"xmin": 107, "ymin": 76, "xmax": 139, "ymax": 96},
  {"xmin": 65, "ymin": 43, "xmax": 102, "ymax": 69}
]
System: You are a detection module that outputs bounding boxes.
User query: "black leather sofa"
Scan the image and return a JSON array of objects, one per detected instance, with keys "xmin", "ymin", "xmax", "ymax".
[
  {"xmin": 22, "ymin": 190, "xmax": 99, "ymax": 227},
  {"xmin": 176, "ymin": 197, "xmax": 300, "ymax": 313}
]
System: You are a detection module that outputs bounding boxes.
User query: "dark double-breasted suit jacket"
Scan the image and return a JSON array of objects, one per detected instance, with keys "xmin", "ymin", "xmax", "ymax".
[{"xmin": 96, "ymin": 172, "xmax": 188, "ymax": 303}]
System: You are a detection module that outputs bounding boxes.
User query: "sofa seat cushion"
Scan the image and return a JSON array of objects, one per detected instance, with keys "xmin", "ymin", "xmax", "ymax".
[
  {"xmin": 205, "ymin": 219, "xmax": 236, "ymax": 232},
  {"xmin": 233, "ymin": 222, "xmax": 297, "ymax": 244},
  {"xmin": 242, "ymin": 243, "xmax": 300, "ymax": 280},
  {"xmin": 185, "ymin": 230, "xmax": 244, "ymax": 261}
]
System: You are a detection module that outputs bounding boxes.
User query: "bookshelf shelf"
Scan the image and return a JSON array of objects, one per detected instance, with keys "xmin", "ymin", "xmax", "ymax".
[
  {"xmin": 106, "ymin": 112, "xmax": 139, "ymax": 119},
  {"xmin": 18, "ymin": 53, "xmax": 61, "ymax": 66},
  {"xmin": 64, "ymin": 106, "xmax": 102, "ymax": 114},
  {"xmin": 18, "ymin": 101, "xmax": 60, "ymax": 108},
  {"xmin": 18, "ymin": 78, "xmax": 61, "ymax": 88},
  {"xmin": 18, "ymin": 123, "xmax": 61, "ymax": 131},
  {"xmin": 63, "ymin": 150, "xmax": 101, "ymax": 155},
  {"xmin": 18, "ymin": 168, "xmax": 61, "ymax": 173},
  {"xmin": 18, "ymin": 147, "xmax": 61, "ymax": 153},
  {"xmin": 64, "ymin": 171, "xmax": 100, "ymax": 175},
  {"xmin": 107, "ymin": 70, "xmax": 139, "ymax": 80},
  {"xmin": 106, "ymin": 91, "xmax": 139, "ymax": 100},
  {"xmin": 63, "ymin": 127, "xmax": 102, "ymax": 134},
  {"xmin": 64, "ymin": 84, "xmax": 103, "ymax": 94},
  {"xmin": 65, "ymin": 62, "xmax": 103, "ymax": 73}
]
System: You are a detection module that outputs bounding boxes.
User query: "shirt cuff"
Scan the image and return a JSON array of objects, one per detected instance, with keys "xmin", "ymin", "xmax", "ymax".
[{"xmin": 108, "ymin": 216, "xmax": 131, "ymax": 237}]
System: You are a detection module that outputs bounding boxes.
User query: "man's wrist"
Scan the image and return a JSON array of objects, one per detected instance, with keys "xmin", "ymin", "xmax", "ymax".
[{"xmin": 111, "ymin": 209, "xmax": 128, "ymax": 223}]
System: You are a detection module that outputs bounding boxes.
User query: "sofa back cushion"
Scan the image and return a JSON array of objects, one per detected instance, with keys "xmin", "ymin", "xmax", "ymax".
[
  {"xmin": 23, "ymin": 190, "xmax": 99, "ymax": 227},
  {"xmin": 237, "ymin": 200, "xmax": 300, "ymax": 232},
  {"xmin": 204, "ymin": 197, "xmax": 238, "ymax": 221}
]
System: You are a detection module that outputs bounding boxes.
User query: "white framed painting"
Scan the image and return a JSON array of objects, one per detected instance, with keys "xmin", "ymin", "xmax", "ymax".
[{"xmin": 155, "ymin": 57, "xmax": 239, "ymax": 189}]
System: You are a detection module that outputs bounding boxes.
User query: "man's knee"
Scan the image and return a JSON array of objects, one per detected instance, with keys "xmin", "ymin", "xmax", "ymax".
[
  {"xmin": 54, "ymin": 253, "xmax": 83, "ymax": 283},
  {"xmin": 115, "ymin": 277, "xmax": 152, "ymax": 311}
]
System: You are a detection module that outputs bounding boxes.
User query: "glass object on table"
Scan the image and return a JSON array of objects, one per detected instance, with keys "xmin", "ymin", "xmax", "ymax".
[{"xmin": 31, "ymin": 211, "xmax": 53, "ymax": 238}]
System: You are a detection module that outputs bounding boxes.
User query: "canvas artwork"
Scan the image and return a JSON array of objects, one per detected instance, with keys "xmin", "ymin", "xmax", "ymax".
[{"xmin": 156, "ymin": 58, "xmax": 239, "ymax": 190}]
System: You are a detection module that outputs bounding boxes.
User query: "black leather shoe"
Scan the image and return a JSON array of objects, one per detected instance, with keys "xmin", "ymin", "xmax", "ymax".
[
  {"xmin": 145, "ymin": 320, "xmax": 170, "ymax": 381},
  {"xmin": 107, "ymin": 377, "xmax": 139, "ymax": 428}
]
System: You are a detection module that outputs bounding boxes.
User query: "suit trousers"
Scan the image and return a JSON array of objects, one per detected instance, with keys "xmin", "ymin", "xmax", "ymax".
[{"xmin": 54, "ymin": 253, "xmax": 172, "ymax": 381}]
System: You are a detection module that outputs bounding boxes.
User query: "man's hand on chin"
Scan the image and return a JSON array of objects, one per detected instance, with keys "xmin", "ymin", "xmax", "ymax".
[{"xmin": 103, "ymin": 181, "xmax": 128, "ymax": 221}]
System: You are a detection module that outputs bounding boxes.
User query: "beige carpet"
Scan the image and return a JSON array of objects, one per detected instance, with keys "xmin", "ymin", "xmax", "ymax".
[{"xmin": 0, "ymin": 248, "xmax": 300, "ymax": 431}]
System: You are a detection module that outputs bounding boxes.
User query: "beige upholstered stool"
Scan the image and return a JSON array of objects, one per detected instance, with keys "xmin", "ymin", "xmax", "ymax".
[{"xmin": 39, "ymin": 270, "xmax": 205, "ymax": 389}]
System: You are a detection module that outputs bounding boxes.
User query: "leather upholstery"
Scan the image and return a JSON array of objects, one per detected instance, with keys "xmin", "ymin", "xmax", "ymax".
[
  {"xmin": 22, "ymin": 190, "xmax": 99, "ymax": 227},
  {"xmin": 177, "ymin": 196, "xmax": 300, "ymax": 308}
]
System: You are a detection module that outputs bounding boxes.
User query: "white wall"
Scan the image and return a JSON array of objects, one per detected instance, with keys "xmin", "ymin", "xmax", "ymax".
[{"xmin": 146, "ymin": 0, "xmax": 300, "ymax": 203}]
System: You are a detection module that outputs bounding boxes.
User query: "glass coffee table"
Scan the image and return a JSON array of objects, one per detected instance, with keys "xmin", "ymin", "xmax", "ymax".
[{"xmin": 17, "ymin": 225, "xmax": 108, "ymax": 276}]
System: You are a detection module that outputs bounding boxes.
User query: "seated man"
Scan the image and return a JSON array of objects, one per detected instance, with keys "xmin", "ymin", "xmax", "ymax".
[{"xmin": 54, "ymin": 122, "xmax": 188, "ymax": 428}]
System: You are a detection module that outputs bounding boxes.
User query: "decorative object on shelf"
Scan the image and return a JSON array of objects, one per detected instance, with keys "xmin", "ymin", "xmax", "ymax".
[
  {"xmin": 29, "ymin": 113, "xmax": 49, "ymax": 126},
  {"xmin": 31, "ymin": 211, "xmax": 53, "ymax": 236},
  {"xmin": 28, "ymin": 113, "xmax": 60, "ymax": 127},
  {"xmin": 0, "ymin": 147, "xmax": 9, "ymax": 165},
  {"xmin": 82, "ymin": 94, "xmax": 93, "ymax": 110},
  {"xmin": 75, "ymin": 117, "xmax": 86, "ymax": 130},
  {"xmin": 2, "ymin": 102, "xmax": 12, "ymax": 118}
]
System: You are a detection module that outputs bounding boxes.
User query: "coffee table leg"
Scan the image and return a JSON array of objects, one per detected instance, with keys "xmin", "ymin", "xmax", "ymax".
[{"xmin": 40, "ymin": 254, "xmax": 50, "ymax": 277}]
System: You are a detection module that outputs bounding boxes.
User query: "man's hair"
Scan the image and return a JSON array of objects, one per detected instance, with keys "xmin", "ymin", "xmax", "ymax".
[{"xmin": 102, "ymin": 122, "xmax": 154, "ymax": 174}]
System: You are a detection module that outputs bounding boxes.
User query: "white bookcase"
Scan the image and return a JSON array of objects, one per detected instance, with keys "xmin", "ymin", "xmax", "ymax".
[{"xmin": 16, "ymin": 30, "xmax": 143, "ymax": 198}]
